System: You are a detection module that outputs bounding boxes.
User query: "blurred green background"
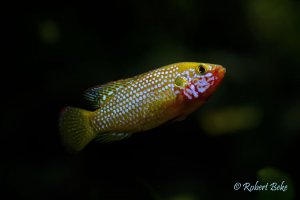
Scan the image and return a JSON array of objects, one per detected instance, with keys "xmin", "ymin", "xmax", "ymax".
[{"xmin": 3, "ymin": 0, "xmax": 300, "ymax": 199}]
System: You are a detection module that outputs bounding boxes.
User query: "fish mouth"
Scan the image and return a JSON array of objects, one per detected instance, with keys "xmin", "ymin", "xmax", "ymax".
[{"xmin": 215, "ymin": 65, "xmax": 226, "ymax": 80}]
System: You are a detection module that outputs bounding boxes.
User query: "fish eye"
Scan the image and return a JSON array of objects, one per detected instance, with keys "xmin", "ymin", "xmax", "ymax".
[{"xmin": 198, "ymin": 64, "xmax": 207, "ymax": 74}]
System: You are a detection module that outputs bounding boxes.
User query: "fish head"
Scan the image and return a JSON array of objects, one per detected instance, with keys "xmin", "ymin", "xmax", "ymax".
[{"xmin": 174, "ymin": 62, "xmax": 226, "ymax": 100}]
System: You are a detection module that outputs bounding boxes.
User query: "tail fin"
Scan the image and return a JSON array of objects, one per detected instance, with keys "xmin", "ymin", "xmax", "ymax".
[{"xmin": 59, "ymin": 107, "xmax": 96, "ymax": 152}]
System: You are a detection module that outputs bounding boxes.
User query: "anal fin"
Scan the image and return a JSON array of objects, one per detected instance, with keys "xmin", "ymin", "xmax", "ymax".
[{"xmin": 95, "ymin": 132, "xmax": 133, "ymax": 143}]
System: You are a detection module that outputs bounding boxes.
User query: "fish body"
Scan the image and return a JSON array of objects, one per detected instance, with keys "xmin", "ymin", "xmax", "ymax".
[{"xmin": 59, "ymin": 62, "xmax": 226, "ymax": 152}]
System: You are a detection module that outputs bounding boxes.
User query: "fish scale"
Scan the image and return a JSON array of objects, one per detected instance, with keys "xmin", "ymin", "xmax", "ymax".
[
  {"xmin": 92, "ymin": 65, "xmax": 178, "ymax": 133},
  {"xmin": 59, "ymin": 62, "xmax": 225, "ymax": 152}
]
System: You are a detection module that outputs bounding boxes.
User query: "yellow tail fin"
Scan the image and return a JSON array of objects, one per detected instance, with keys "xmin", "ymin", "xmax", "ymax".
[{"xmin": 59, "ymin": 107, "xmax": 95, "ymax": 152}]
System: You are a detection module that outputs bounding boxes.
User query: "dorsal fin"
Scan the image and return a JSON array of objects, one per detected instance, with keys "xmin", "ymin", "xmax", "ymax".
[{"xmin": 84, "ymin": 78, "xmax": 134, "ymax": 109}]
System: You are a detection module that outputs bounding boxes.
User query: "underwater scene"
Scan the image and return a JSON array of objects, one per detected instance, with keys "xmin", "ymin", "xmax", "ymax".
[{"xmin": 4, "ymin": 1, "xmax": 300, "ymax": 199}]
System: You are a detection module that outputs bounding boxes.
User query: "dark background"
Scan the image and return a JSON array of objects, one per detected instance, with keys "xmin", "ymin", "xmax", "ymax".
[{"xmin": 3, "ymin": 1, "xmax": 300, "ymax": 199}]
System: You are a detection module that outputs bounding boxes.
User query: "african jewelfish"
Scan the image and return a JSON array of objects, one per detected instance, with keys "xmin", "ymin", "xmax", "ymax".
[{"xmin": 59, "ymin": 62, "xmax": 226, "ymax": 152}]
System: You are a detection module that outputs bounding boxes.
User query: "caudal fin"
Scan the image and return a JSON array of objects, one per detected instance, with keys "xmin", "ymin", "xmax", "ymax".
[{"xmin": 59, "ymin": 107, "xmax": 96, "ymax": 152}]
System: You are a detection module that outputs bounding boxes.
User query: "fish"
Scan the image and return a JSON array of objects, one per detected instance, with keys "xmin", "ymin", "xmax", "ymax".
[{"xmin": 59, "ymin": 62, "xmax": 226, "ymax": 152}]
